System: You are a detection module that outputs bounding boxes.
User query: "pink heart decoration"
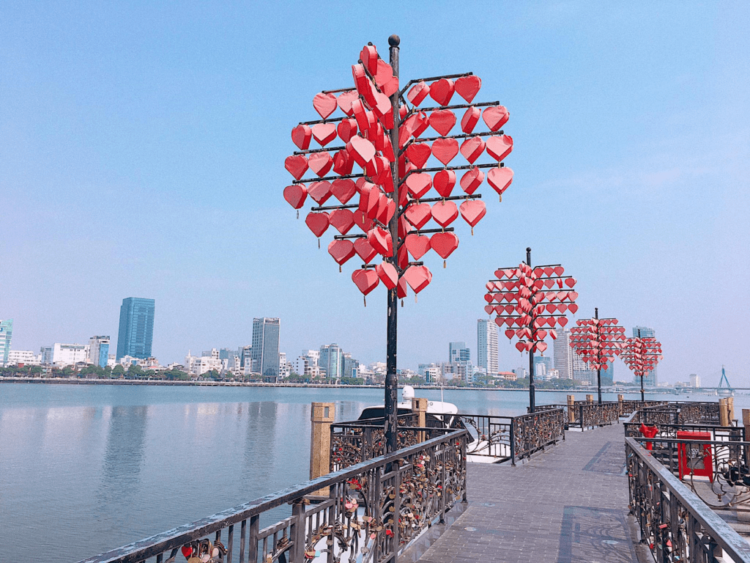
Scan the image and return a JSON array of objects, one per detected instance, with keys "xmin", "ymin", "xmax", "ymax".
[
  {"xmin": 565, "ymin": 278, "xmax": 576, "ymax": 288},
  {"xmin": 568, "ymin": 291, "xmax": 579, "ymax": 300},
  {"xmin": 283, "ymin": 185, "xmax": 307, "ymax": 209},
  {"xmin": 291, "ymin": 125, "xmax": 312, "ymax": 150},
  {"xmin": 406, "ymin": 143, "xmax": 432, "ymax": 169},
  {"xmin": 348, "ymin": 136, "xmax": 376, "ymax": 166},
  {"xmin": 405, "ymin": 234, "xmax": 431, "ymax": 260},
  {"xmin": 568, "ymin": 304, "xmax": 579, "ymax": 314},
  {"xmin": 429, "ymin": 79, "xmax": 455, "ymax": 106},
  {"xmin": 429, "ymin": 109, "xmax": 456, "ymax": 136},
  {"xmin": 305, "ymin": 212, "xmax": 329, "ymax": 237},
  {"xmin": 329, "ymin": 209, "xmax": 355, "ymax": 234},
  {"xmin": 308, "ymin": 180, "xmax": 332, "ymax": 204},
  {"xmin": 484, "ymin": 293, "xmax": 494, "ymax": 303},
  {"xmin": 374, "ymin": 59, "xmax": 394, "ymax": 88},
  {"xmin": 455, "ymin": 76, "xmax": 482, "ymax": 103},
  {"xmin": 405, "ymin": 173, "xmax": 432, "ymax": 199},
  {"xmin": 313, "ymin": 92, "xmax": 338, "ymax": 120},
  {"xmin": 403, "ymin": 265, "xmax": 432, "ymax": 293},
  {"xmin": 459, "ymin": 200, "xmax": 486, "ymax": 227},
  {"xmin": 546, "ymin": 304, "xmax": 557, "ymax": 314},
  {"xmin": 331, "ymin": 179, "xmax": 357, "ymax": 203},
  {"xmin": 308, "ymin": 152, "xmax": 333, "ymax": 177},
  {"xmin": 431, "ymin": 200, "xmax": 458, "ymax": 227},
  {"xmin": 353, "ymin": 238, "xmax": 377, "ymax": 263},
  {"xmin": 397, "ymin": 276, "xmax": 408, "ymax": 299},
  {"xmin": 352, "ymin": 268, "xmax": 379, "ymax": 295},
  {"xmin": 337, "ymin": 91, "xmax": 358, "ymax": 116},
  {"xmin": 404, "ymin": 202, "xmax": 432, "ymax": 229},
  {"xmin": 487, "ymin": 167, "xmax": 513, "ymax": 195},
  {"xmin": 482, "ymin": 106, "xmax": 509, "ymax": 131},
  {"xmin": 375, "ymin": 262, "xmax": 398, "ymax": 289},
  {"xmin": 352, "ymin": 99, "xmax": 369, "ymax": 133},
  {"xmin": 382, "ymin": 75, "xmax": 399, "ymax": 97},
  {"xmin": 407, "ymin": 81, "xmax": 430, "ymax": 106},
  {"xmin": 505, "ymin": 329, "xmax": 515, "ymax": 340},
  {"xmin": 486, "ymin": 135, "xmax": 514, "ymax": 162},
  {"xmin": 411, "ymin": 112, "xmax": 430, "ymax": 137},
  {"xmin": 535, "ymin": 342, "xmax": 548, "ymax": 354},
  {"xmin": 353, "ymin": 211, "xmax": 374, "ymax": 233},
  {"xmin": 312, "ymin": 123, "xmax": 337, "ymax": 146},
  {"xmin": 558, "ymin": 317, "xmax": 569, "ymax": 327},
  {"xmin": 433, "ymin": 170, "xmax": 456, "ymax": 197},
  {"xmin": 484, "ymin": 304, "xmax": 494, "ymax": 315},
  {"xmin": 377, "ymin": 199, "xmax": 396, "ymax": 225},
  {"xmin": 431, "ymin": 138, "xmax": 459, "ymax": 165},
  {"xmin": 460, "ymin": 137, "xmax": 485, "ymax": 164},
  {"xmin": 430, "ymin": 232, "xmax": 459, "ymax": 259},
  {"xmin": 554, "ymin": 266, "xmax": 565, "ymax": 276},
  {"xmin": 337, "ymin": 119, "xmax": 357, "ymax": 143},
  {"xmin": 328, "ymin": 240, "xmax": 355, "ymax": 266},
  {"xmin": 535, "ymin": 330, "xmax": 548, "ymax": 340},
  {"xmin": 284, "ymin": 155, "xmax": 308, "ymax": 180},
  {"xmin": 460, "ymin": 168, "xmax": 484, "ymax": 194},
  {"xmin": 461, "ymin": 107, "xmax": 481, "ymax": 134},
  {"xmin": 333, "ymin": 150, "xmax": 353, "ymax": 175},
  {"xmin": 367, "ymin": 227, "xmax": 392, "ymax": 256},
  {"xmin": 360, "ymin": 45, "xmax": 378, "ymax": 74},
  {"xmin": 515, "ymin": 342, "xmax": 526, "ymax": 353}
]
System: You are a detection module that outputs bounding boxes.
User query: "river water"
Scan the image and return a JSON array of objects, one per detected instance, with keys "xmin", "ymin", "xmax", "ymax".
[{"xmin": 0, "ymin": 384, "xmax": 741, "ymax": 562}]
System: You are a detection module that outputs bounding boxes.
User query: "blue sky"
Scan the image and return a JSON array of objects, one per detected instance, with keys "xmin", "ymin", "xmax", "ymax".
[{"xmin": 1, "ymin": 1, "xmax": 748, "ymax": 384}]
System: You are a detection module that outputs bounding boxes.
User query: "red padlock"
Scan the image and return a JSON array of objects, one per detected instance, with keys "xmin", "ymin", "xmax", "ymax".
[{"xmin": 639, "ymin": 423, "xmax": 658, "ymax": 450}]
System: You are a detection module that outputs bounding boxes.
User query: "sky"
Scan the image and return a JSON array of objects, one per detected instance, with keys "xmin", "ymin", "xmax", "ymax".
[{"xmin": 1, "ymin": 1, "xmax": 749, "ymax": 385}]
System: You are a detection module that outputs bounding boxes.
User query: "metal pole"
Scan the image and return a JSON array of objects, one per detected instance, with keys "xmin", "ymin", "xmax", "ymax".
[
  {"xmin": 638, "ymin": 328, "xmax": 644, "ymax": 402},
  {"xmin": 527, "ymin": 247, "xmax": 535, "ymax": 413},
  {"xmin": 384, "ymin": 35, "xmax": 401, "ymax": 455},
  {"xmin": 596, "ymin": 307, "xmax": 602, "ymax": 405}
]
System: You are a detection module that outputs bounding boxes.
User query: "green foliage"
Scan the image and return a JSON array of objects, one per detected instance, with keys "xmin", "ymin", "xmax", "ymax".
[
  {"xmin": 112, "ymin": 364, "xmax": 125, "ymax": 376},
  {"xmin": 163, "ymin": 369, "xmax": 190, "ymax": 380},
  {"xmin": 339, "ymin": 377, "xmax": 365, "ymax": 385}
]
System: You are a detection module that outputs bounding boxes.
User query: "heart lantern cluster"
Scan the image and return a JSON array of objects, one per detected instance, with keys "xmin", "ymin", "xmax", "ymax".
[
  {"xmin": 569, "ymin": 317, "xmax": 626, "ymax": 371},
  {"xmin": 621, "ymin": 337, "xmax": 663, "ymax": 379},
  {"xmin": 283, "ymin": 43, "xmax": 514, "ymax": 304},
  {"xmin": 484, "ymin": 261, "xmax": 578, "ymax": 355}
]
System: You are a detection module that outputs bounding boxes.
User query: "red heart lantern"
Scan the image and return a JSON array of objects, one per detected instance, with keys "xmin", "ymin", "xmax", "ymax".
[
  {"xmin": 455, "ymin": 75, "xmax": 482, "ymax": 103},
  {"xmin": 433, "ymin": 170, "xmax": 456, "ymax": 197},
  {"xmin": 328, "ymin": 240, "xmax": 355, "ymax": 266},
  {"xmin": 284, "ymin": 155, "xmax": 308, "ymax": 180},
  {"xmin": 291, "ymin": 124, "xmax": 312, "ymax": 150},
  {"xmin": 482, "ymin": 106, "xmax": 509, "ymax": 131},
  {"xmin": 431, "ymin": 138, "xmax": 459, "ymax": 165},
  {"xmin": 283, "ymin": 185, "xmax": 307, "ymax": 209},
  {"xmin": 460, "ymin": 137, "xmax": 485, "ymax": 164},
  {"xmin": 397, "ymin": 276, "xmax": 408, "ymax": 299},
  {"xmin": 407, "ymin": 81, "xmax": 430, "ymax": 106},
  {"xmin": 352, "ymin": 268, "xmax": 379, "ymax": 295},
  {"xmin": 374, "ymin": 59, "xmax": 394, "ymax": 88},
  {"xmin": 431, "ymin": 200, "xmax": 458, "ymax": 227},
  {"xmin": 331, "ymin": 179, "xmax": 357, "ymax": 203},
  {"xmin": 360, "ymin": 45, "xmax": 378, "ymax": 74},
  {"xmin": 429, "ymin": 109, "xmax": 456, "ymax": 136},
  {"xmin": 515, "ymin": 341, "xmax": 526, "ymax": 353},
  {"xmin": 305, "ymin": 212, "xmax": 329, "ymax": 237},
  {"xmin": 375, "ymin": 261, "xmax": 398, "ymax": 289},
  {"xmin": 487, "ymin": 167, "xmax": 513, "ymax": 197},
  {"xmin": 308, "ymin": 180, "xmax": 332, "ymax": 204},
  {"xmin": 405, "ymin": 234, "xmax": 431, "ymax": 260},
  {"xmin": 329, "ymin": 209, "xmax": 355, "ymax": 234},
  {"xmin": 536, "ymin": 342, "xmax": 548, "ymax": 354},
  {"xmin": 337, "ymin": 91, "xmax": 358, "ymax": 116},
  {"xmin": 460, "ymin": 168, "xmax": 484, "ymax": 194},
  {"xmin": 348, "ymin": 136, "xmax": 376, "ymax": 166},
  {"xmin": 353, "ymin": 238, "xmax": 377, "ymax": 263},
  {"xmin": 333, "ymin": 149, "xmax": 353, "ymax": 175},
  {"xmin": 337, "ymin": 119, "xmax": 358, "ymax": 143},
  {"xmin": 308, "ymin": 152, "xmax": 333, "ymax": 177},
  {"xmin": 461, "ymin": 106, "xmax": 481, "ymax": 134},
  {"xmin": 405, "ymin": 143, "xmax": 432, "ymax": 169},
  {"xmin": 459, "ymin": 200, "xmax": 486, "ymax": 229},
  {"xmin": 405, "ymin": 173, "xmax": 432, "ymax": 199},
  {"xmin": 367, "ymin": 227, "xmax": 393, "ymax": 256},
  {"xmin": 404, "ymin": 202, "xmax": 432, "ymax": 229},
  {"xmin": 430, "ymin": 232, "xmax": 459, "ymax": 259},
  {"xmin": 429, "ymin": 79, "xmax": 455, "ymax": 106},
  {"xmin": 565, "ymin": 278, "xmax": 577, "ymax": 288},
  {"xmin": 403, "ymin": 265, "xmax": 432, "ymax": 294},
  {"xmin": 312, "ymin": 123, "xmax": 337, "ymax": 146},
  {"xmin": 486, "ymin": 135, "xmax": 513, "ymax": 162},
  {"xmin": 313, "ymin": 92, "xmax": 337, "ymax": 119}
]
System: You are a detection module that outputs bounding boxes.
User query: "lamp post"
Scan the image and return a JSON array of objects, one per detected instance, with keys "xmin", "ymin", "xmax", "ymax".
[
  {"xmin": 621, "ymin": 328, "xmax": 663, "ymax": 402},
  {"xmin": 284, "ymin": 37, "xmax": 514, "ymax": 451},
  {"xmin": 569, "ymin": 308, "xmax": 626, "ymax": 404},
  {"xmin": 484, "ymin": 248, "xmax": 578, "ymax": 412}
]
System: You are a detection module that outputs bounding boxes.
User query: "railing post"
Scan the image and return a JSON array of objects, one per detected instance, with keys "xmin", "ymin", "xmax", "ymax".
[
  {"xmin": 291, "ymin": 499, "xmax": 306, "ymax": 562},
  {"xmin": 580, "ymin": 404, "xmax": 584, "ymax": 431},
  {"xmin": 586, "ymin": 394, "xmax": 593, "ymax": 404},
  {"xmin": 310, "ymin": 402, "xmax": 335, "ymax": 495},
  {"xmin": 412, "ymin": 397, "xmax": 428, "ymax": 442},
  {"xmin": 727, "ymin": 396, "xmax": 735, "ymax": 424},
  {"xmin": 720, "ymin": 398, "xmax": 730, "ymax": 427},
  {"xmin": 567, "ymin": 395, "xmax": 575, "ymax": 425},
  {"xmin": 510, "ymin": 418, "xmax": 516, "ymax": 466},
  {"xmin": 247, "ymin": 514, "xmax": 259, "ymax": 563},
  {"xmin": 618, "ymin": 394, "xmax": 624, "ymax": 416}
]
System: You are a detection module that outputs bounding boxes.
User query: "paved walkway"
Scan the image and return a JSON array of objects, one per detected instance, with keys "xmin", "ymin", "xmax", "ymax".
[{"xmin": 412, "ymin": 424, "xmax": 641, "ymax": 563}]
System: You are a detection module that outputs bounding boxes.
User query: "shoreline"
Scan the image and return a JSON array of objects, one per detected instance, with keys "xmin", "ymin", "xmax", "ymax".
[{"xmin": 0, "ymin": 377, "xmax": 692, "ymax": 395}]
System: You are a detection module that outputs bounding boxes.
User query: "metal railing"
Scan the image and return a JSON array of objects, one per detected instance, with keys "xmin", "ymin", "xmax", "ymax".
[
  {"xmin": 79, "ymin": 429, "xmax": 469, "ymax": 563},
  {"xmin": 535, "ymin": 401, "xmax": 621, "ymax": 430},
  {"xmin": 633, "ymin": 402, "xmax": 721, "ymax": 426},
  {"xmin": 512, "ymin": 408, "xmax": 565, "ymax": 463},
  {"xmin": 626, "ymin": 437, "xmax": 750, "ymax": 562},
  {"xmin": 456, "ymin": 414, "xmax": 513, "ymax": 463}
]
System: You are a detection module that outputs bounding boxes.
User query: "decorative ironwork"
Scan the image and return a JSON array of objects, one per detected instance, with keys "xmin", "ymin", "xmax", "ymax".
[
  {"xmin": 512, "ymin": 408, "xmax": 565, "ymax": 463},
  {"xmin": 626, "ymin": 437, "xmax": 750, "ymax": 562},
  {"xmin": 456, "ymin": 414, "xmax": 513, "ymax": 462},
  {"xmin": 79, "ymin": 429, "xmax": 468, "ymax": 563},
  {"xmin": 631, "ymin": 402, "xmax": 721, "ymax": 426}
]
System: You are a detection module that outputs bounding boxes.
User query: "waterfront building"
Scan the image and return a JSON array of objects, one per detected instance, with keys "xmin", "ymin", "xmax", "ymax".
[
  {"xmin": 116, "ymin": 298, "xmax": 155, "ymax": 360},
  {"xmin": 418, "ymin": 363, "xmax": 442, "ymax": 384},
  {"xmin": 45, "ymin": 343, "xmax": 90, "ymax": 367},
  {"xmin": 499, "ymin": 371, "xmax": 517, "ymax": 381},
  {"xmin": 6, "ymin": 350, "xmax": 41, "ymax": 366},
  {"xmin": 185, "ymin": 350, "xmax": 225, "ymax": 376},
  {"xmin": 88, "ymin": 336, "xmax": 110, "ymax": 367},
  {"xmin": 477, "ymin": 319, "xmax": 499, "ymax": 376},
  {"xmin": 319, "ymin": 343, "xmax": 343, "ymax": 379},
  {"xmin": 0, "ymin": 319, "xmax": 13, "ymax": 367},
  {"xmin": 513, "ymin": 366, "xmax": 528, "ymax": 378},
  {"xmin": 449, "ymin": 342, "xmax": 470, "ymax": 363},
  {"xmin": 633, "ymin": 326, "xmax": 658, "ymax": 386},
  {"xmin": 534, "ymin": 355, "xmax": 552, "ymax": 372},
  {"xmin": 553, "ymin": 328, "xmax": 573, "ymax": 380},
  {"xmin": 293, "ymin": 350, "xmax": 321, "ymax": 378},
  {"xmin": 690, "ymin": 373, "xmax": 701, "ymax": 388},
  {"xmin": 251, "ymin": 318, "xmax": 280, "ymax": 378},
  {"xmin": 342, "ymin": 353, "xmax": 359, "ymax": 378},
  {"xmin": 572, "ymin": 353, "xmax": 596, "ymax": 384}
]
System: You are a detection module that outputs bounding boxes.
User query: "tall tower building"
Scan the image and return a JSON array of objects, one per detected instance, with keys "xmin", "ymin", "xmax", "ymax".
[
  {"xmin": 633, "ymin": 326, "xmax": 658, "ymax": 387},
  {"xmin": 319, "ymin": 343, "xmax": 343, "ymax": 379},
  {"xmin": 88, "ymin": 336, "xmax": 110, "ymax": 367},
  {"xmin": 477, "ymin": 319, "xmax": 498, "ymax": 375},
  {"xmin": 116, "ymin": 298, "xmax": 155, "ymax": 360},
  {"xmin": 0, "ymin": 319, "xmax": 13, "ymax": 367},
  {"xmin": 553, "ymin": 328, "xmax": 573, "ymax": 380},
  {"xmin": 251, "ymin": 318, "xmax": 280, "ymax": 377},
  {"xmin": 449, "ymin": 342, "xmax": 470, "ymax": 363}
]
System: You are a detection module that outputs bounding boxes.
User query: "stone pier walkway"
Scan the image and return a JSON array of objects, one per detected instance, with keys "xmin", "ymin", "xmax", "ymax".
[{"xmin": 409, "ymin": 423, "xmax": 644, "ymax": 563}]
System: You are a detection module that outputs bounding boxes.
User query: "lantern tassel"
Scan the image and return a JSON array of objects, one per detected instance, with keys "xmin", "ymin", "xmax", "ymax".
[
  {"xmin": 443, "ymin": 260, "xmax": 446, "ymax": 269},
  {"xmin": 318, "ymin": 238, "xmax": 320, "ymax": 249}
]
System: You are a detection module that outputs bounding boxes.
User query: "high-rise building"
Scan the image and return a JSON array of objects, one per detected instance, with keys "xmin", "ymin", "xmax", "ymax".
[
  {"xmin": 633, "ymin": 326, "xmax": 658, "ymax": 386},
  {"xmin": 477, "ymin": 319, "xmax": 499, "ymax": 375},
  {"xmin": 319, "ymin": 343, "xmax": 343, "ymax": 379},
  {"xmin": 449, "ymin": 341, "xmax": 470, "ymax": 363},
  {"xmin": 342, "ymin": 353, "xmax": 359, "ymax": 378},
  {"xmin": 116, "ymin": 298, "xmax": 155, "ymax": 360},
  {"xmin": 88, "ymin": 336, "xmax": 110, "ymax": 367},
  {"xmin": 0, "ymin": 319, "xmax": 13, "ymax": 367},
  {"xmin": 251, "ymin": 318, "xmax": 280, "ymax": 377},
  {"xmin": 534, "ymin": 355, "xmax": 552, "ymax": 372},
  {"xmin": 553, "ymin": 328, "xmax": 573, "ymax": 380},
  {"xmin": 690, "ymin": 374, "xmax": 701, "ymax": 388}
]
